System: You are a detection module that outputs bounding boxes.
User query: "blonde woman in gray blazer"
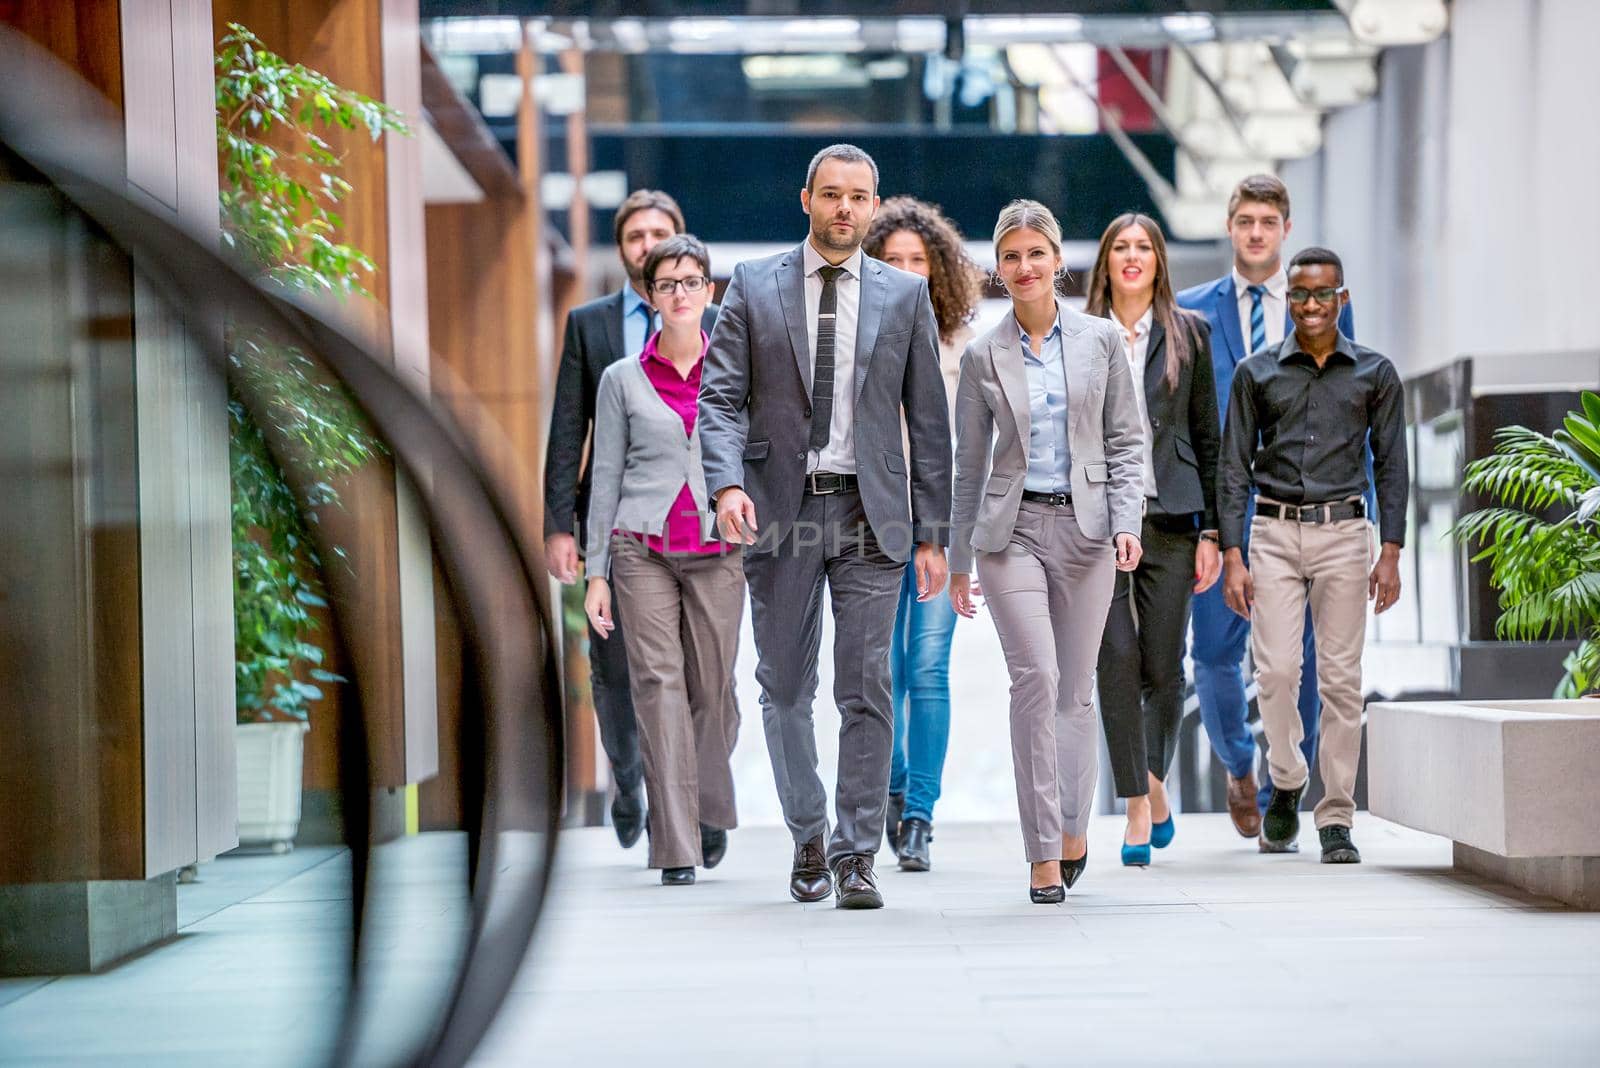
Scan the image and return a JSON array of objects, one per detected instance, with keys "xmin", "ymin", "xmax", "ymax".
[
  {"xmin": 948, "ymin": 200, "xmax": 1146, "ymax": 903},
  {"xmin": 585, "ymin": 235, "xmax": 743, "ymax": 887}
]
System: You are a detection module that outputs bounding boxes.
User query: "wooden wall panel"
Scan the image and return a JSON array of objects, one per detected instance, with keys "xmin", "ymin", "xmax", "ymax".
[
  {"xmin": 0, "ymin": 5, "xmax": 148, "ymax": 883},
  {"xmin": 123, "ymin": 0, "xmax": 237, "ymax": 875},
  {"xmin": 173, "ymin": 0, "xmax": 237, "ymax": 864}
]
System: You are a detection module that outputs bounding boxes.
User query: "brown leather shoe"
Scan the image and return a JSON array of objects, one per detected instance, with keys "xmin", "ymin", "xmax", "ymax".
[
  {"xmin": 1227, "ymin": 772, "xmax": 1262, "ymax": 838},
  {"xmin": 832, "ymin": 854, "xmax": 884, "ymax": 910},
  {"xmin": 789, "ymin": 834, "xmax": 831, "ymax": 902}
]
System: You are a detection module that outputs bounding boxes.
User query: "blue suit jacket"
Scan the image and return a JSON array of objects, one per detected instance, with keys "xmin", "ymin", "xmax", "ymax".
[{"xmin": 1177, "ymin": 273, "xmax": 1369, "ymax": 514}]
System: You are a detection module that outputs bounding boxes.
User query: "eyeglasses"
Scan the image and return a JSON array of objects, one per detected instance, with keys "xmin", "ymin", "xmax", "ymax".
[
  {"xmin": 649, "ymin": 275, "xmax": 708, "ymax": 296},
  {"xmin": 1287, "ymin": 286, "xmax": 1345, "ymax": 304}
]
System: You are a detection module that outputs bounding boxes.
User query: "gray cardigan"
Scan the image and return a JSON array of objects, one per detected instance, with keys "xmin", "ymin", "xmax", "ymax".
[{"xmin": 584, "ymin": 356, "xmax": 719, "ymax": 579}]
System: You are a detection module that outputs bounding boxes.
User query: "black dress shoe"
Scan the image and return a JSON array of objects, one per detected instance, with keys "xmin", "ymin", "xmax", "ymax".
[
  {"xmin": 611, "ymin": 787, "xmax": 646, "ymax": 849},
  {"xmin": 897, "ymin": 818, "xmax": 932, "ymax": 872},
  {"xmin": 832, "ymin": 854, "xmax": 884, "ymax": 910},
  {"xmin": 1030, "ymin": 883, "xmax": 1065, "ymax": 904},
  {"xmin": 885, "ymin": 792, "xmax": 905, "ymax": 852},
  {"xmin": 661, "ymin": 867, "xmax": 695, "ymax": 885},
  {"xmin": 1259, "ymin": 786, "xmax": 1304, "ymax": 853},
  {"xmin": 1319, "ymin": 825, "xmax": 1362, "ymax": 864},
  {"xmin": 790, "ymin": 834, "xmax": 832, "ymax": 903},
  {"xmin": 700, "ymin": 824, "xmax": 728, "ymax": 869},
  {"xmin": 1059, "ymin": 848, "xmax": 1088, "ymax": 890}
]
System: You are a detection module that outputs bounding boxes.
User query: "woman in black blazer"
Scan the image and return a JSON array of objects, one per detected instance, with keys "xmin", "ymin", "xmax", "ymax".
[{"xmin": 1085, "ymin": 213, "xmax": 1223, "ymax": 867}]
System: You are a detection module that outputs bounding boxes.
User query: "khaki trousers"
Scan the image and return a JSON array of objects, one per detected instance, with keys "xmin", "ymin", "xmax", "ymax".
[
  {"xmin": 977, "ymin": 501, "xmax": 1116, "ymax": 863},
  {"xmin": 1248, "ymin": 514, "xmax": 1373, "ymax": 829},
  {"xmin": 609, "ymin": 536, "xmax": 744, "ymax": 869}
]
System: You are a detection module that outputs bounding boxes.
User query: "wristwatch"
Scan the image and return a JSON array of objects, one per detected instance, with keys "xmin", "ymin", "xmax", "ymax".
[{"xmin": 1199, "ymin": 530, "xmax": 1220, "ymax": 544}]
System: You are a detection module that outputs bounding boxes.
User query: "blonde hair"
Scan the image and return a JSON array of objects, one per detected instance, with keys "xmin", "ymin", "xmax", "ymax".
[{"xmin": 992, "ymin": 199, "xmax": 1063, "ymax": 259}]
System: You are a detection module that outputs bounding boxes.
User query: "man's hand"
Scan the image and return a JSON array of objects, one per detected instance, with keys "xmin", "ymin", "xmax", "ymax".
[
  {"xmin": 546, "ymin": 532, "xmax": 580, "ymax": 584},
  {"xmin": 913, "ymin": 542, "xmax": 948, "ymax": 602},
  {"xmin": 1369, "ymin": 542, "xmax": 1402, "ymax": 614},
  {"xmin": 715, "ymin": 487, "xmax": 759, "ymax": 545},
  {"xmin": 1222, "ymin": 548, "xmax": 1253, "ymax": 619},
  {"xmin": 949, "ymin": 572, "xmax": 979, "ymax": 618},
  {"xmin": 1114, "ymin": 532, "xmax": 1143, "ymax": 572},
  {"xmin": 584, "ymin": 578, "xmax": 614, "ymax": 638},
  {"xmin": 1194, "ymin": 536, "xmax": 1222, "ymax": 594}
]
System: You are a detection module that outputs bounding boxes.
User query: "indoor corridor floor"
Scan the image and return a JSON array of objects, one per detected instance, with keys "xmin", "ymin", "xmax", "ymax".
[{"xmin": 3, "ymin": 816, "xmax": 1598, "ymax": 1066}]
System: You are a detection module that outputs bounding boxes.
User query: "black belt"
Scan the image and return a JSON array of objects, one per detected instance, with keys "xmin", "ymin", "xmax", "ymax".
[
  {"xmin": 1258, "ymin": 498, "xmax": 1365, "ymax": 524},
  {"xmin": 1021, "ymin": 490, "xmax": 1071, "ymax": 507},
  {"xmin": 804, "ymin": 471, "xmax": 858, "ymax": 495}
]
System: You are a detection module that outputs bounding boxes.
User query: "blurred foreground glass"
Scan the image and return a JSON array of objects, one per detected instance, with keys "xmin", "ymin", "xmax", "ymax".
[{"xmin": 0, "ymin": 30, "xmax": 561, "ymax": 1067}]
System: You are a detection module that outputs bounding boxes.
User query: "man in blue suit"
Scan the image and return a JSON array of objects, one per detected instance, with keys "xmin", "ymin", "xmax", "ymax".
[{"xmin": 1177, "ymin": 174, "xmax": 1356, "ymax": 838}]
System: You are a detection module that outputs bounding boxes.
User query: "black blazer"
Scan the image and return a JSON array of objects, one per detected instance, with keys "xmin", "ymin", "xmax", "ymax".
[
  {"xmin": 1141, "ymin": 313, "xmax": 1221, "ymax": 530},
  {"xmin": 543, "ymin": 288, "xmax": 719, "ymax": 539}
]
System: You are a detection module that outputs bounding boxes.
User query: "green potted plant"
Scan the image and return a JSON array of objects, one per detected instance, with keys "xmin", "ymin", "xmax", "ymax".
[
  {"xmin": 217, "ymin": 23, "xmax": 407, "ymax": 850},
  {"xmin": 1455, "ymin": 391, "xmax": 1600, "ymax": 698}
]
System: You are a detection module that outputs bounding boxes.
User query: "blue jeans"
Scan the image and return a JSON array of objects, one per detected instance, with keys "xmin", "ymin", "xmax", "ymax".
[
  {"xmin": 1190, "ymin": 532, "xmax": 1319, "ymax": 810},
  {"xmin": 888, "ymin": 563, "xmax": 957, "ymax": 823}
]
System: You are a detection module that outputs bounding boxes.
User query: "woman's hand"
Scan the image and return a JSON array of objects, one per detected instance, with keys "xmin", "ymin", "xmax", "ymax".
[
  {"xmin": 1193, "ymin": 536, "xmax": 1222, "ymax": 593},
  {"xmin": 1114, "ymin": 532, "xmax": 1143, "ymax": 572},
  {"xmin": 949, "ymin": 572, "xmax": 980, "ymax": 618},
  {"xmin": 585, "ymin": 578, "xmax": 615, "ymax": 639}
]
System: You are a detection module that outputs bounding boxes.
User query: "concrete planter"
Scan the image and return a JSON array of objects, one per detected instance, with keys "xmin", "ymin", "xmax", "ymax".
[{"xmin": 235, "ymin": 721, "xmax": 309, "ymax": 853}]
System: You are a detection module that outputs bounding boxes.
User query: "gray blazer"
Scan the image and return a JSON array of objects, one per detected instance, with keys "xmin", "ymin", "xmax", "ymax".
[
  {"xmin": 698, "ymin": 244, "xmax": 951, "ymax": 562},
  {"xmin": 584, "ymin": 357, "xmax": 718, "ymax": 579},
  {"xmin": 949, "ymin": 298, "xmax": 1146, "ymax": 574}
]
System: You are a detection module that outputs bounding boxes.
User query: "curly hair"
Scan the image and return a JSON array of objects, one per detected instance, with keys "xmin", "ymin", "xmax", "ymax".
[{"xmin": 864, "ymin": 197, "xmax": 983, "ymax": 345}]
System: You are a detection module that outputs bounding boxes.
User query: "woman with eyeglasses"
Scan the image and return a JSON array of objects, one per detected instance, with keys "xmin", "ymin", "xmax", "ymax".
[
  {"xmin": 861, "ymin": 197, "xmax": 984, "ymax": 873},
  {"xmin": 948, "ymin": 200, "xmax": 1146, "ymax": 903},
  {"xmin": 1084, "ymin": 213, "xmax": 1222, "ymax": 867},
  {"xmin": 585, "ymin": 233, "xmax": 743, "ymax": 886}
]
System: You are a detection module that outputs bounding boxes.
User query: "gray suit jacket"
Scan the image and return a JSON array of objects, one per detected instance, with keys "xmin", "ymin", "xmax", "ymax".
[
  {"xmin": 698, "ymin": 244, "xmax": 952, "ymax": 562},
  {"xmin": 584, "ymin": 357, "xmax": 719, "ymax": 579},
  {"xmin": 949, "ymin": 298, "xmax": 1146, "ymax": 574}
]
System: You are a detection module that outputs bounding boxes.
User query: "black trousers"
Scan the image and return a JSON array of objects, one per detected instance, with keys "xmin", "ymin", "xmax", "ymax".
[
  {"xmin": 589, "ymin": 581, "xmax": 644, "ymax": 796},
  {"xmin": 1096, "ymin": 515, "xmax": 1199, "ymax": 798}
]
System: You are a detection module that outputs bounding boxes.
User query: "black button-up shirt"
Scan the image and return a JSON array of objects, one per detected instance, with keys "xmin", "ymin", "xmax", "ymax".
[{"xmin": 1218, "ymin": 332, "xmax": 1408, "ymax": 550}]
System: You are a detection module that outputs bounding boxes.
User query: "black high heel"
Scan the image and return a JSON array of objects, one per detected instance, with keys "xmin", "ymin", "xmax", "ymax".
[
  {"xmin": 1059, "ymin": 848, "xmax": 1088, "ymax": 889},
  {"xmin": 1030, "ymin": 883, "xmax": 1065, "ymax": 904}
]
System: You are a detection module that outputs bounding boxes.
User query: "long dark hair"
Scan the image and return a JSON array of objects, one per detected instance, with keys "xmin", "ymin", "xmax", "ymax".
[
  {"xmin": 863, "ymin": 197, "xmax": 983, "ymax": 345},
  {"xmin": 1084, "ymin": 212, "xmax": 1197, "ymax": 391}
]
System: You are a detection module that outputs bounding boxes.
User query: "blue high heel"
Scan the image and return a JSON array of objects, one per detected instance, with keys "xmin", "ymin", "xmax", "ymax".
[
  {"xmin": 1120, "ymin": 841, "xmax": 1151, "ymax": 867},
  {"xmin": 1151, "ymin": 815, "xmax": 1175, "ymax": 850}
]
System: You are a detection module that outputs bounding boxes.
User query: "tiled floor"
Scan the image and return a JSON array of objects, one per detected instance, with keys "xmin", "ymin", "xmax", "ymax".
[{"xmin": 3, "ymin": 816, "xmax": 1597, "ymax": 1067}]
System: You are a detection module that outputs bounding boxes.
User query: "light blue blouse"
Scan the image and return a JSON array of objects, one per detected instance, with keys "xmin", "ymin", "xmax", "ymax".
[{"xmin": 1020, "ymin": 315, "xmax": 1071, "ymax": 493}]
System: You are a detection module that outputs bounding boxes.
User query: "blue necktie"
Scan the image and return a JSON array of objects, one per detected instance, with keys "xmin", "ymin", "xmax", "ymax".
[{"xmin": 1247, "ymin": 283, "xmax": 1267, "ymax": 355}]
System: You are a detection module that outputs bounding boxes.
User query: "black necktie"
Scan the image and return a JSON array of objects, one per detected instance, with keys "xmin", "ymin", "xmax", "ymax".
[{"xmin": 809, "ymin": 265, "xmax": 844, "ymax": 453}]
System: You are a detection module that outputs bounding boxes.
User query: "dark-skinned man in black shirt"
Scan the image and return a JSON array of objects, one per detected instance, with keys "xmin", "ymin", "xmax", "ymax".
[{"xmin": 1218, "ymin": 246, "xmax": 1407, "ymax": 865}]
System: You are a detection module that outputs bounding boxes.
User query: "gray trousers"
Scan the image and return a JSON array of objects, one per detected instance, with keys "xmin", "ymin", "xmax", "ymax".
[
  {"xmin": 977, "ymin": 500, "xmax": 1116, "ymax": 863},
  {"xmin": 743, "ymin": 488, "xmax": 904, "ymax": 864},
  {"xmin": 609, "ymin": 536, "xmax": 744, "ymax": 869}
]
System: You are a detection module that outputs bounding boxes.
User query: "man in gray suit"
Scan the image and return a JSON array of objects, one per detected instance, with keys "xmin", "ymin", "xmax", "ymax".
[{"xmin": 699, "ymin": 144, "xmax": 952, "ymax": 909}]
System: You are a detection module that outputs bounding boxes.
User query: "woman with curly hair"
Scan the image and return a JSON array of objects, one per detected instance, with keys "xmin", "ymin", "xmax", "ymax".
[{"xmin": 863, "ymin": 197, "xmax": 983, "ymax": 873}]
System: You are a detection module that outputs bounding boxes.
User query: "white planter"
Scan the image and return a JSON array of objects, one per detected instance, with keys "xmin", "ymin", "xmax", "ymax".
[{"xmin": 235, "ymin": 721, "xmax": 310, "ymax": 853}]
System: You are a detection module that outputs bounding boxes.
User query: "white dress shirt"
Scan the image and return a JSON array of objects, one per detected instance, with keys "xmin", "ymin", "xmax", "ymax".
[
  {"xmin": 1118, "ymin": 306, "xmax": 1159, "ymax": 497},
  {"xmin": 802, "ymin": 240, "xmax": 862, "ymax": 474},
  {"xmin": 1232, "ymin": 265, "xmax": 1288, "ymax": 354}
]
